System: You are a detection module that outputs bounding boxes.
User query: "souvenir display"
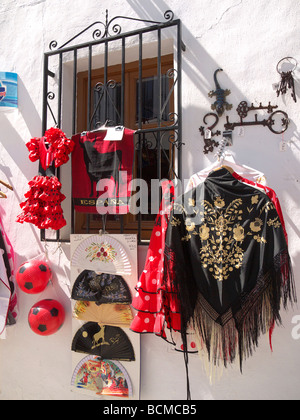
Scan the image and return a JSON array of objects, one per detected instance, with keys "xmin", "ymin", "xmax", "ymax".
[
  {"xmin": 72, "ymin": 322, "xmax": 135, "ymax": 361},
  {"xmin": 28, "ymin": 299, "xmax": 65, "ymax": 336},
  {"xmin": 16, "ymin": 127, "xmax": 74, "ymax": 230},
  {"xmin": 71, "ymin": 356, "xmax": 133, "ymax": 398},
  {"xmin": 71, "ymin": 270, "xmax": 132, "ymax": 304},
  {"xmin": 73, "ymin": 301, "xmax": 133, "ymax": 327},
  {"xmin": 71, "ymin": 234, "xmax": 132, "ymax": 275},
  {"xmin": 70, "ymin": 234, "xmax": 140, "ymax": 399},
  {"xmin": 71, "ymin": 127, "xmax": 135, "ymax": 214},
  {"xmin": 16, "ymin": 259, "xmax": 52, "ymax": 294}
]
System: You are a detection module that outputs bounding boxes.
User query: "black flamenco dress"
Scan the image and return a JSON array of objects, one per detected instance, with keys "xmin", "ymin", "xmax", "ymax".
[{"xmin": 17, "ymin": 128, "xmax": 74, "ymax": 230}]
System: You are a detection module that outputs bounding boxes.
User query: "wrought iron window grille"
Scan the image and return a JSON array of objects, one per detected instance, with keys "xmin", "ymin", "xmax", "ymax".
[{"xmin": 41, "ymin": 9, "xmax": 184, "ymax": 245}]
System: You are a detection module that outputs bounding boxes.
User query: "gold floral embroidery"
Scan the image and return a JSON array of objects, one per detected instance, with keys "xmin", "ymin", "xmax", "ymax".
[
  {"xmin": 171, "ymin": 217, "xmax": 181, "ymax": 227},
  {"xmin": 196, "ymin": 197, "xmax": 245, "ymax": 282},
  {"xmin": 185, "ymin": 218, "xmax": 196, "ymax": 232},
  {"xmin": 182, "ymin": 233, "xmax": 192, "ymax": 242},
  {"xmin": 267, "ymin": 217, "xmax": 281, "ymax": 228},
  {"xmin": 233, "ymin": 225, "xmax": 245, "ymax": 242},
  {"xmin": 214, "ymin": 197, "xmax": 225, "ymax": 209},
  {"xmin": 199, "ymin": 224, "xmax": 210, "ymax": 240},
  {"xmin": 188, "ymin": 198, "xmax": 196, "ymax": 207},
  {"xmin": 177, "ymin": 192, "xmax": 278, "ymax": 282},
  {"xmin": 250, "ymin": 218, "xmax": 263, "ymax": 232},
  {"xmin": 253, "ymin": 235, "xmax": 267, "ymax": 243}
]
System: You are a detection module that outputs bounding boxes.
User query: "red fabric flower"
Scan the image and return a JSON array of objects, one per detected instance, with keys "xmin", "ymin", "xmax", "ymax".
[
  {"xmin": 26, "ymin": 137, "xmax": 40, "ymax": 162},
  {"xmin": 16, "ymin": 175, "xmax": 67, "ymax": 231},
  {"xmin": 44, "ymin": 127, "xmax": 66, "ymax": 144}
]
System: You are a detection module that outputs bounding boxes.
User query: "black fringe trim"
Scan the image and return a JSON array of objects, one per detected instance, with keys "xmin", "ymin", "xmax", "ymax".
[{"xmin": 165, "ymin": 246, "xmax": 296, "ymax": 399}]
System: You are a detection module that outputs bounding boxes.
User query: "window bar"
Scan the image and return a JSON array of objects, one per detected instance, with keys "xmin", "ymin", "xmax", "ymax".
[
  {"xmin": 177, "ymin": 20, "xmax": 183, "ymax": 180},
  {"xmin": 137, "ymin": 32, "xmax": 143, "ymax": 243},
  {"xmin": 56, "ymin": 52, "xmax": 63, "ymax": 241},
  {"xmin": 87, "ymin": 45, "xmax": 93, "ymax": 131},
  {"xmin": 121, "ymin": 37, "xmax": 125, "ymax": 126},
  {"xmin": 71, "ymin": 48, "xmax": 78, "ymax": 234},
  {"xmin": 41, "ymin": 53, "xmax": 49, "ymax": 242},
  {"xmin": 72, "ymin": 49, "xmax": 78, "ymax": 135},
  {"xmin": 86, "ymin": 45, "xmax": 93, "ymax": 234},
  {"xmin": 120, "ymin": 36, "xmax": 126, "ymax": 234},
  {"xmin": 104, "ymin": 40, "xmax": 108, "ymax": 123},
  {"xmin": 157, "ymin": 27, "xmax": 162, "ymax": 182}
]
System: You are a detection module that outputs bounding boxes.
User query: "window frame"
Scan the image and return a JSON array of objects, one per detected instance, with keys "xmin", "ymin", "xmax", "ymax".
[{"xmin": 41, "ymin": 13, "xmax": 183, "ymax": 244}]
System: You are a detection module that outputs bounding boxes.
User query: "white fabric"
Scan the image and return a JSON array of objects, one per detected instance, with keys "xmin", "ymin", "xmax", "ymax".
[
  {"xmin": 0, "ymin": 249, "xmax": 11, "ymax": 336},
  {"xmin": 186, "ymin": 152, "xmax": 267, "ymax": 192}
]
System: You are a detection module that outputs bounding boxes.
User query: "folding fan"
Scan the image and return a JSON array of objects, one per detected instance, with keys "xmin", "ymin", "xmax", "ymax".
[
  {"xmin": 71, "ymin": 355, "xmax": 133, "ymax": 398},
  {"xmin": 72, "ymin": 322, "xmax": 135, "ymax": 361},
  {"xmin": 71, "ymin": 235, "xmax": 131, "ymax": 275},
  {"xmin": 73, "ymin": 301, "xmax": 133, "ymax": 327},
  {"xmin": 71, "ymin": 270, "xmax": 132, "ymax": 304}
]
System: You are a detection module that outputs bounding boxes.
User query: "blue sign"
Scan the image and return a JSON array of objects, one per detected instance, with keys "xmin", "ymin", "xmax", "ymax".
[{"xmin": 0, "ymin": 72, "xmax": 18, "ymax": 108}]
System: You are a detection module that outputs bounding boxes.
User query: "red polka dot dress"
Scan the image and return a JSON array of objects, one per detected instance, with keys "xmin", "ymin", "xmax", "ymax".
[{"xmin": 130, "ymin": 181, "xmax": 198, "ymax": 353}]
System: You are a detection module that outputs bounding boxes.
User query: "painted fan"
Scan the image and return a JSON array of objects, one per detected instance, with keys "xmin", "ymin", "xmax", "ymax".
[
  {"xmin": 71, "ymin": 355, "xmax": 133, "ymax": 398},
  {"xmin": 71, "ymin": 270, "xmax": 132, "ymax": 304},
  {"xmin": 71, "ymin": 235, "xmax": 131, "ymax": 275},
  {"xmin": 73, "ymin": 301, "xmax": 133, "ymax": 327},
  {"xmin": 72, "ymin": 322, "xmax": 135, "ymax": 361}
]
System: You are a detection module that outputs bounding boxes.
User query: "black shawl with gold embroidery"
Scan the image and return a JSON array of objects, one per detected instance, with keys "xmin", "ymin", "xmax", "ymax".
[{"xmin": 164, "ymin": 167, "xmax": 296, "ymax": 395}]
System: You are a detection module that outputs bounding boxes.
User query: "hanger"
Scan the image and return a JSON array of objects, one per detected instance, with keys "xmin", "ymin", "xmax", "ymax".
[
  {"xmin": 0, "ymin": 179, "xmax": 13, "ymax": 191},
  {"xmin": 186, "ymin": 138, "xmax": 266, "ymax": 192},
  {"xmin": 81, "ymin": 120, "xmax": 125, "ymax": 141},
  {"xmin": 213, "ymin": 164, "xmax": 234, "ymax": 174},
  {"xmin": 0, "ymin": 179, "xmax": 13, "ymax": 198}
]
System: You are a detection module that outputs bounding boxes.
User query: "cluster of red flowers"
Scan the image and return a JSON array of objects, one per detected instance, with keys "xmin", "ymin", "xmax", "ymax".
[
  {"xmin": 26, "ymin": 127, "xmax": 74, "ymax": 168},
  {"xmin": 16, "ymin": 176, "xmax": 67, "ymax": 230}
]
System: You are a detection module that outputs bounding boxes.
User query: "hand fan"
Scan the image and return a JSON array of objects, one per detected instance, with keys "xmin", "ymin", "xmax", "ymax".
[
  {"xmin": 71, "ymin": 322, "xmax": 135, "ymax": 361},
  {"xmin": 71, "ymin": 235, "xmax": 131, "ymax": 275},
  {"xmin": 71, "ymin": 270, "xmax": 132, "ymax": 304},
  {"xmin": 71, "ymin": 355, "xmax": 133, "ymax": 398},
  {"xmin": 73, "ymin": 301, "xmax": 133, "ymax": 327}
]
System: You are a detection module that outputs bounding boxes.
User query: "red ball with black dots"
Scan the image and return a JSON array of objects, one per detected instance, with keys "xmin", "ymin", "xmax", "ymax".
[
  {"xmin": 16, "ymin": 260, "xmax": 52, "ymax": 294},
  {"xmin": 28, "ymin": 299, "xmax": 65, "ymax": 336}
]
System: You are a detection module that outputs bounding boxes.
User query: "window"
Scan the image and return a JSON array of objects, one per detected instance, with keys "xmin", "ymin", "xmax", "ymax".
[
  {"xmin": 41, "ymin": 13, "xmax": 183, "ymax": 244},
  {"xmin": 75, "ymin": 54, "xmax": 176, "ymax": 241}
]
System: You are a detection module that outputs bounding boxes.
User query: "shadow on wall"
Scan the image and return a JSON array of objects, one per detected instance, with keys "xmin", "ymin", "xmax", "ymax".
[
  {"xmin": 126, "ymin": 0, "xmax": 300, "ymax": 192},
  {"xmin": 0, "ymin": 75, "xmax": 42, "ymax": 181}
]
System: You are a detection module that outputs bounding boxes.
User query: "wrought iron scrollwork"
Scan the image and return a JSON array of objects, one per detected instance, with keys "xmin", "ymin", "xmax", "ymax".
[
  {"xmin": 199, "ymin": 112, "xmax": 221, "ymax": 154},
  {"xmin": 49, "ymin": 9, "xmax": 175, "ymax": 51},
  {"xmin": 46, "ymin": 91, "xmax": 58, "ymax": 127}
]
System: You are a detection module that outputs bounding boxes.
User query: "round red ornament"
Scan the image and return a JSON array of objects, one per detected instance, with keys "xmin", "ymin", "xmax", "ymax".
[
  {"xmin": 16, "ymin": 260, "xmax": 52, "ymax": 294},
  {"xmin": 28, "ymin": 299, "xmax": 65, "ymax": 336}
]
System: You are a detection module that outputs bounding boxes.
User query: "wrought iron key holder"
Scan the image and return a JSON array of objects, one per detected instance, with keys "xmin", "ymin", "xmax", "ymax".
[
  {"xmin": 224, "ymin": 100, "xmax": 289, "ymax": 135},
  {"xmin": 276, "ymin": 57, "xmax": 298, "ymax": 103}
]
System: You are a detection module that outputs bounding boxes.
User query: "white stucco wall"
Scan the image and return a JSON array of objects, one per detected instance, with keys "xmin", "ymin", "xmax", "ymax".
[{"xmin": 0, "ymin": 0, "xmax": 299, "ymax": 400}]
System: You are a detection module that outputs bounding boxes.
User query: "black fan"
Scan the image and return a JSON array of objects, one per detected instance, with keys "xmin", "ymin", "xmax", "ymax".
[
  {"xmin": 71, "ymin": 270, "xmax": 132, "ymax": 304},
  {"xmin": 71, "ymin": 322, "xmax": 135, "ymax": 361}
]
